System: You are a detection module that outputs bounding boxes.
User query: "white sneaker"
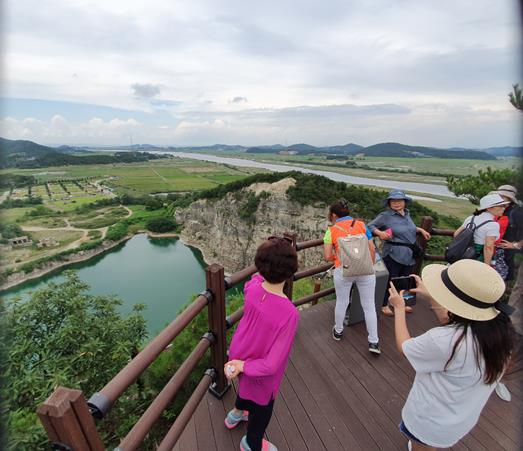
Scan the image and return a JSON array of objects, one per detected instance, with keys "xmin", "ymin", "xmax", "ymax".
[{"xmin": 495, "ymin": 382, "xmax": 511, "ymax": 402}]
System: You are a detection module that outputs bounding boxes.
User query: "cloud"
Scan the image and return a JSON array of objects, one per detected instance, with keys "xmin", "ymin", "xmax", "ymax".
[
  {"xmin": 131, "ymin": 83, "xmax": 162, "ymax": 98},
  {"xmin": 230, "ymin": 96, "xmax": 248, "ymax": 104}
]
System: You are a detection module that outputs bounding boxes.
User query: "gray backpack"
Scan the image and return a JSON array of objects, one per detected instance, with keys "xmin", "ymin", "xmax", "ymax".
[{"xmin": 334, "ymin": 222, "xmax": 375, "ymax": 277}]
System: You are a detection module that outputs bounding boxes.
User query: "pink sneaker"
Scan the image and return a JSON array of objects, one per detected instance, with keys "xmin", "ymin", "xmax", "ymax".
[
  {"xmin": 224, "ymin": 409, "xmax": 249, "ymax": 429},
  {"xmin": 240, "ymin": 435, "xmax": 278, "ymax": 451}
]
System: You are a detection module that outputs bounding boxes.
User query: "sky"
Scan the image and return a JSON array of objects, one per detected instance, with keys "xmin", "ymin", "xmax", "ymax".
[{"xmin": 1, "ymin": 0, "xmax": 522, "ymax": 148}]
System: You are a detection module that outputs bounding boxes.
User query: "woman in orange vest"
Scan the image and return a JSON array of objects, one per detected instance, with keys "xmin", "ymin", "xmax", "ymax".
[{"xmin": 324, "ymin": 199, "xmax": 380, "ymax": 354}]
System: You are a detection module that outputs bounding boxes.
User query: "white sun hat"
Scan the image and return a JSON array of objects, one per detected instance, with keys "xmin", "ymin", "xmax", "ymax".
[
  {"xmin": 494, "ymin": 184, "xmax": 518, "ymax": 204},
  {"xmin": 478, "ymin": 193, "xmax": 510, "ymax": 211},
  {"xmin": 421, "ymin": 260, "xmax": 513, "ymax": 321}
]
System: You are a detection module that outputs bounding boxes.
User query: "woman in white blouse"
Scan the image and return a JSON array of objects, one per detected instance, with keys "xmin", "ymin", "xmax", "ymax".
[
  {"xmin": 453, "ymin": 193, "xmax": 509, "ymax": 266},
  {"xmin": 388, "ymin": 259, "xmax": 515, "ymax": 450}
]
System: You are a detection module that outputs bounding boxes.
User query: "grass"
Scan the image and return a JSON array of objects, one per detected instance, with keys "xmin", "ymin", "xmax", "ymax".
[
  {"xmin": 23, "ymin": 216, "xmax": 68, "ymax": 228},
  {"xmin": 70, "ymin": 207, "xmax": 128, "ymax": 229}
]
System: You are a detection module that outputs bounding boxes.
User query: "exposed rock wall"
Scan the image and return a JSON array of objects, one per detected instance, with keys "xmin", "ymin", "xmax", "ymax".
[{"xmin": 175, "ymin": 178, "xmax": 329, "ymax": 273}]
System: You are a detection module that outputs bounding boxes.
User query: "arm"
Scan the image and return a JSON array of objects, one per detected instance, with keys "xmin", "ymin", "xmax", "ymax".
[
  {"xmin": 226, "ymin": 315, "xmax": 299, "ymax": 379},
  {"xmin": 416, "ymin": 227, "xmax": 431, "ymax": 240},
  {"xmin": 483, "ymin": 235, "xmax": 496, "ymax": 266},
  {"xmin": 324, "ymin": 243, "xmax": 335, "ymax": 262},
  {"xmin": 367, "ymin": 213, "xmax": 388, "ymax": 240},
  {"xmin": 368, "ymin": 239, "xmax": 376, "ymax": 264},
  {"xmin": 388, "ymin": 283, "xmax": 411, "ymax": 355},
  {"xmin": 410, "ymin": 274, "xmax": 449, "ymax": 325},
  {"xmin": 453, "ymin": 225, "xmax": 465, "ymax": 238}
]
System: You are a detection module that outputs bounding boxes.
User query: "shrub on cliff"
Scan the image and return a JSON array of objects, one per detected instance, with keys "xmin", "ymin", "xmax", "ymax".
[{"xmin": 146, "ymin": 217, "xmax": 178, "ymax": 233}]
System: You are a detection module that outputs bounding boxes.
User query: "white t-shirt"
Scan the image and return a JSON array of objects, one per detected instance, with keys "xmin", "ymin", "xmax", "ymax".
[
  {"xmin": 402, "ymin": 326, "xmax": 496, "ymax": 448},
  {"xmin": 461, "ymin": 212, "xmax": 499, "ymax": 245}
]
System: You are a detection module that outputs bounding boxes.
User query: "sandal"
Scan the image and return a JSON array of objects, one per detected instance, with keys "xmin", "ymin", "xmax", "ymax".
[{"xmin": 381, "ymin": 305, "xmax": 394, "ymax": 317}]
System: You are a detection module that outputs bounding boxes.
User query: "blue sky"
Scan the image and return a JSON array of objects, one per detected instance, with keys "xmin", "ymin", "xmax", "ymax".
[{"xmin": 1, "ymin": 0, "xmax": 521, "ymax": 147}]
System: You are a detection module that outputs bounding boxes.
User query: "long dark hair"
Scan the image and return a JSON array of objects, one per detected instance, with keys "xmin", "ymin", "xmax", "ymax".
[{"xmin": 445, "ymin": 312, "xmax": 515, "ymax": 384}]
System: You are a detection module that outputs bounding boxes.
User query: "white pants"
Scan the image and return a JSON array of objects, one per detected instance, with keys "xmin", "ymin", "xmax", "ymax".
[{"xmin": 333, "ymin": 267, "xmax": 379, "ymax": 344}]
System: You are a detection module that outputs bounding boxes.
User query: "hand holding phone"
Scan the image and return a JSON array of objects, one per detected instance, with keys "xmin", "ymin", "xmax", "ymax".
[{"xmin": 390, "ymin": 276, "xmax": 417, "ymax": 306}]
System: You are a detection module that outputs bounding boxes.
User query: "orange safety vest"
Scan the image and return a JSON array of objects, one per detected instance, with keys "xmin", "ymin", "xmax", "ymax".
[{"xmin": 329, "ymin": 219, "xmax": 368, "ymax": 268}]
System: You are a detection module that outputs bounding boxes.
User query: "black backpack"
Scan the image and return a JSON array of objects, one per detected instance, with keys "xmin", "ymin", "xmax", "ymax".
[{"xmin": 445, "ymin": 217, "xmax": 493, "ymax": 263}]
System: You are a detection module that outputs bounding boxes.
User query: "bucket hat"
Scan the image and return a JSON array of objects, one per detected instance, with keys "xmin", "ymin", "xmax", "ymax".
[
  {"xmin": 479, "ymin": 193, "xmax": 510, "ymax": 211},
  {"xmin": 494, "ymin": 184, "xmax": 518, "ymax": 204},
  {"xmin": 385, "ymin": 190, "xmax": 412, "ymax": 206},
  {"xmin": 421, "ymin": 260, "xmax": 513, "ymax": 321}
]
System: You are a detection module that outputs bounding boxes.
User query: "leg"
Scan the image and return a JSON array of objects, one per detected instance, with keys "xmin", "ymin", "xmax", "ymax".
[
  {"xmin": 355, "ymin": 274, "xmax": 378, "ymax": 344},
  {"xmin": 333, "ymin": 267, "xmax": 353, "ymax": 334},
  {"xmin": 411, "ymin": 441, "xmax": 437, "ymax": 451},
  {"xmin": 245, "ymin": 399, "xmax": 275, "ymax": 451}
]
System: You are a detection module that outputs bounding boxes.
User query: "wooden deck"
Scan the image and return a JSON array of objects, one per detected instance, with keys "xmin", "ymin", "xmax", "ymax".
[{"xmin": 174, "ymin": 300, "xmax": 523, "ymax": 451}]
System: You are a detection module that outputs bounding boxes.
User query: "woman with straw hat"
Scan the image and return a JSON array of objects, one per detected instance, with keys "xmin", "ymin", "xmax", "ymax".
[{"xmin": 388, "ymin": 259, "xmax": 515, "ymax": 450}]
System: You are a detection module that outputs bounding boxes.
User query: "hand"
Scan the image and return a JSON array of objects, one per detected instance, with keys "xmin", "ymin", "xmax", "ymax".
[
  {"xmin": 409, "ymin": 274, "xmax": 429, "ymax": 298},
  {"xmin": 224, "ymin": 360, "xmax": 244, "ymax": 380},
  {"xmin": 388, "ymin": 282, "xmax": 405, "ymax": 310},
  {"xmin": 418, "ymin": 228, "xmax": 431, "ymax": 240},
  {"xmin": 377, "ymin": 230, "xmax": 391, "ymax": 241},
  {"xmin": 499, "ymin": 240, "xmax": 519, "ymax": 250}
]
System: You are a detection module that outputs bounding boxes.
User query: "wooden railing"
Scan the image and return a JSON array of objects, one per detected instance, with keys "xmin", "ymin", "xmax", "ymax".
[{"xmin": 37, "ymin": 216, "xmax": 452, "ymax": 450}]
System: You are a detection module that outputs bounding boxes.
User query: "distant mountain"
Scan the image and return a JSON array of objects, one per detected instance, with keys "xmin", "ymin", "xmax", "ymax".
[
  {"xmin": 286, "ymin": 143, "xmax": 319, "ymax": 152},
  {"xmin": 323, "ymin": 143, "xmax": 364, "ymax": 154},
  {"xmin": 0, "ymin": 137, "xmax": 58, "ymax": 156},
  {"xmin": 482, "ymin": 146, "xmax": 522, "ymax": 157},
  {"xmin": 361, "ymin": 142, "xmax": 495, "ymax": 160}
]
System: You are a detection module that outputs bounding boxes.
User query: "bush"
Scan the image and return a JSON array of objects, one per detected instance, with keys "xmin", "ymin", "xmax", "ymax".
[
  {"xmin": 146, "ymin": 217, "xmax": 178, "ymax": 233},
  {"xmin": 2, "ymin": 272, "xmax": 147, "ymax": 449}
]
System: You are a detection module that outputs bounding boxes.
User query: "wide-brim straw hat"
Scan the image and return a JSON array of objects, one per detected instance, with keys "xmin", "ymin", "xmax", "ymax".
[{"xmin": 421, "ymin": 260, "xmax": 510, "ymax": 321}]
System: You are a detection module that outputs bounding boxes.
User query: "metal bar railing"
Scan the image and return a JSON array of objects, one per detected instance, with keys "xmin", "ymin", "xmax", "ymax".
[
  {"xmin": 116, "ymin": 334, "xmax": 214, "ymax": 451},
  {"xmin": 294, "ymin": 263, "xmax": 333, "ymax": 281},
  {"xmin": 293, "ymin": 287, "xmax": 336, "ymax": 307},
  {"xmin": 88, "ymin": 292, "xmax": 211, "ymax": 418},
  {"xmin": 431, "ymin": 228, "xmax": 454, "ymax": 237},
  {"xmin": 156, "ymin": 369, "xmax": 216, "ymax": 451},
  {"xmin": 296, "ymin": 238, "xmax": 323, "ymax": 251},
  {"xmin": 225, "ymin": 265, "xmax": 257, "ymax": 290}
]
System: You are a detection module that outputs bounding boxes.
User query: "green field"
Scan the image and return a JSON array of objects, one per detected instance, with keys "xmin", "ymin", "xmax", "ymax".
[{"xmin": 0, "ymin": 158, "xmax": 259, "ymax": 196}]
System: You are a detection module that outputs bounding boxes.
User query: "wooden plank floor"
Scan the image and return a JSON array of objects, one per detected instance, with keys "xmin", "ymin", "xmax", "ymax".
[{"xmin": 174, "ymin": 300, "xmax": 523, "ymax": 451}]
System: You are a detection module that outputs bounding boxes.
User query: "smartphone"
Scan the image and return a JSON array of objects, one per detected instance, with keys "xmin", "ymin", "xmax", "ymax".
[{"xmin": 390, "ymin": 276, "xmax": 417, "ymax": 306}]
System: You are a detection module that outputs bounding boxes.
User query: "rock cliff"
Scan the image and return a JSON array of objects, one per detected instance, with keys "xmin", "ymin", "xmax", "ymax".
[{"xmin": 175, "ymin": 177, "xmax": 329, "ymax": 273}]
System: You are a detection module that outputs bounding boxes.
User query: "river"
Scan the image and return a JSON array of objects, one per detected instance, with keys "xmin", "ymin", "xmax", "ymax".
[
  {"xmin": 1, "ymin": 234, "xmax": 207, "ymax": 335},
  {"xmin": 167, "ymin": 152, "xmax": 453, "ymax": 198}
]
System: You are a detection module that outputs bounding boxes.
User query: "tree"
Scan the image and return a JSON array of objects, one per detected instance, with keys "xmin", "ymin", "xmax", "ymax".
[
  {"xmin": 2, "ymin": 272, "xmax": 148, "ymax": 449},
  {"xmin": 447, "ymin": 167, "xmax": 519, "ymax": 205},
  {"xmin": 146, "ymin": 216, "xmax": 178, "ymax": 233},
  {"xmin": 508, "ymin": 83, "xmax": 523, "ymax": 111}
]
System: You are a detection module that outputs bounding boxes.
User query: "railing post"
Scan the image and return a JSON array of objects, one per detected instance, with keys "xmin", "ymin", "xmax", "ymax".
[
  {"xmin": 283, "ymin": 232, "xmax": 297, "ymax": 300},
  {"xmin": 414, "ymin": 216, "xmax": 433, "ymax": 274},
  {"xmin": 206, "ymin": 263, "xmax": 230, "ymax": 399},
  {"xmin": 311, "ymin": 279, "xmax": 322, "ymax": 306},
  {"xmin": 37, "ymin": 386, "xmax": 104, "ymax": 451}
]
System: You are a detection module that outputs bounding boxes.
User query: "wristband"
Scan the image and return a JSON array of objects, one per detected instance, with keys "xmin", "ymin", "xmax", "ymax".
[{"xmin": 514, "ymin": 242, "xmax": 521, "ymax": 250}]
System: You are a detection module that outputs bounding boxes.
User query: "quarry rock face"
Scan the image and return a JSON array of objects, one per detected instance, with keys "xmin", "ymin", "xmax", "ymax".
[{"xmin": 175, "ymin": 178, "xmax": 329, "ymax": 273}]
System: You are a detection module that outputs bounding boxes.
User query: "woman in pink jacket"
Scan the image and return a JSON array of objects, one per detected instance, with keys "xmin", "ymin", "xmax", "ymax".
[{"xmin": 224, "ymin": 236, "xmax": 299, "ymax": 451}]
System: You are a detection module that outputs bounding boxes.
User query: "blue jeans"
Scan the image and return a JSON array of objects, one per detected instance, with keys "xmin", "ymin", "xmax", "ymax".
[{"xmin": 399, "ymin": 420, "xmax": 427, "ymax": 445}]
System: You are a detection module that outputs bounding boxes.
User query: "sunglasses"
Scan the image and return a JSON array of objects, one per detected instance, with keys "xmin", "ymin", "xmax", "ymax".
[{"xmin": 267, "ymin": 235, "xmax": 293, "ymax": 244}]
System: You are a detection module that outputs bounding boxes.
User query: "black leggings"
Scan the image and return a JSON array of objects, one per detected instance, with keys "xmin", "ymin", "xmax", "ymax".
[
  {"xmin": 382, "ymin": 256, "xmax": 415, "ymax": 307},
  {"xmin": 235, "ymin": 395, "xmax": 275, "ymax": 451}
]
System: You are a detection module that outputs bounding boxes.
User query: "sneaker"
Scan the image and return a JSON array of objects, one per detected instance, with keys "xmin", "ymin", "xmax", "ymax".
[
  {"xmin": 369, "ymin": 342, "xmax": 381, "ymax": 354},
  {"xmin": 406, "ymin": 440, "xmax": 412, "ymax": 451},
  {"xmin": 240, "ymin": 435, "xmax": 278, "ymax": 451},
  {"xmin": 332, "ymin": 326, "xmax": 343, "ymax": 341},
  {"xmin": 224, "ymin": 409, "xmax": 249, "ymax": 429},
  {"xmin": 495, "ymin": 382, "xmax": 511, "ymax": 402}
]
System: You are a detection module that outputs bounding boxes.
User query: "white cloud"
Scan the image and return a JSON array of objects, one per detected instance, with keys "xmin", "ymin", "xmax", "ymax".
[{"xmin": 1, "ymin": 0, "xmax": 521, "ymax": 146}]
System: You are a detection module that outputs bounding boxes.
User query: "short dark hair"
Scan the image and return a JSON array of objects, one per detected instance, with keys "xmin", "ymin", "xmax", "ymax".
[
  {"xmin": 329, "ymin": 199, "xmax": 350, "ymax": 219},
  {"xmin": 255, "ymin": 237, "xmax": 298, "ymax": 283}
]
